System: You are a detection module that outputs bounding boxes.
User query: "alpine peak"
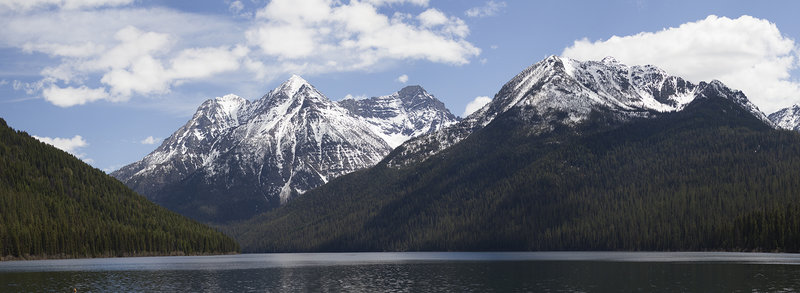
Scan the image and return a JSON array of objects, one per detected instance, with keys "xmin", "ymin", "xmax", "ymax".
[
  {"xmin": 601, "ymin": 56, "xmax": 619, "ymax": 64},
  {"xmin": 769, "ymin": 104, "xmax": 800, "ymax": 131},
  {"xmin": 274, "ymin": 74, "xmax": 312, "ymax": 98},
  {"xmin": 387, "ymin": 56, "xmax": 772, "ymax": 167},
  {"xmin": 112, "ymin": 75, "xmax": 456, "ymax": 223}
]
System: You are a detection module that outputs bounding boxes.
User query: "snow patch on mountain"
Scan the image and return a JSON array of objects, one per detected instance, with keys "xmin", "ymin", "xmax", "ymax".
[
  {"xmin": 112, "ymin": 76, "xmax": 457, "ymax": 222},
  {"xmin": 769, "ymin": 104, "xmax": 800, "ymax": 131},
  {"xmin": 387, "ymin": 55, "xmax": 771, "ymax": 167},
  {"xmin": 338, "ymin": 85, "xmax": 458, "ymax": 148}
]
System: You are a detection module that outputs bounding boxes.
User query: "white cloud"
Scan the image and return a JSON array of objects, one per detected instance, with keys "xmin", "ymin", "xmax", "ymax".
[
  {"xmin": 1, "ymin": 1, "xmax": 479, "ymax": 107},
  {"xmin": 465, "ymin": 1, "xmax": 506, "ymax": 18},
  {"xmin": 396, "ymin": 74, "xmax": 408, "ymax": 83},
  {"xmin": 43, "ymin": 85, "xmax": 110, "ymax": 107},
  {"xmin": 342, "ymin": 93, "xmax": 367, "ymax": 101},
  {"xmin": 228, "ymin": 0, "xmax": 244, "ymax": 14},
  {"xmin": 562, "ymin": 15, "xmax": 800, "ymax": 113},
  {"xmin": 247, "ymin": 0, "xmax": 480, "ymax": 72},
  {"xmin": 0, "ymin": 0, "xmax": 134, "ymax": 12},
  {"xmin": 418, "ymin": 8, "xmax": 447, "ymax": 27},
  {"xmin": 33, "ymin": 134, "xmax": 88, "ymax": 155},
  {"xmin": 364, "ymin": 0, "xmax": 429, "ymax": 6},
  {"xmin": 140, "ymin": 136, "xmax": 159, "ymax": 145},
  {"xmin": 464, "ymin": 96, "xmax": 491, "ymax": 117}
]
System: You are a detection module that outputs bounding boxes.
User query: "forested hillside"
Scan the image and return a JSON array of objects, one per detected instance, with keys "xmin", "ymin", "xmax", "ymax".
[
  {"xmin": 231, "ymin": 93, "xmax": 800, "ymax": 253},
  {"xmin": 0, "ymin": 118, "xmax": 239, "ymax": 259}
]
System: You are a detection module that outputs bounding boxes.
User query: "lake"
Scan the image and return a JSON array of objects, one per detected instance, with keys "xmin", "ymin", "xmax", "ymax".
[{"xmin": 2, "ymin": 252, "xmax": 800, "ymax": 292}]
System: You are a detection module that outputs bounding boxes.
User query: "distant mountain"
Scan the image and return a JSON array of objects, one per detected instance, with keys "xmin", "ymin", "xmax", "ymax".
[
  {"xmin": 230, "ymin": 56, "xmax": 800, "ymax": 253},
  {"xmin": 769, "ymin": 104, "xmax": 800, "ymax": 131},
  {"xmin": 338, "ymin": 85, "xmax": 458, "ymax": 148},
  {"xmin": 112, "ymin": 76, "xmax": 456, "ymax": 223},
  {"xmin": 0, "ymin": 118, "xmax": 238, "ymax": 259},
  {"xmin": 388, "ymin": 56, "xmax": 771, "ymax": 167}
]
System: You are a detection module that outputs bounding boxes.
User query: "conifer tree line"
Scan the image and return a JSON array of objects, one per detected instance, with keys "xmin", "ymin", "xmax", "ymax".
[
  {"xmin": 230, "ymin": 97, "xmax": 800, "ymax": 253},
  {"xmin": 0, "ymin": 118, "xmax": 239, "ymax": 259}
]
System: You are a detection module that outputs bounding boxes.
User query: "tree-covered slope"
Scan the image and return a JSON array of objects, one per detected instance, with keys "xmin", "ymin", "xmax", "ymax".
[
  {"xmin": 231, "ymin": 93, "xmax": 800, "ymax": 253},
  {"xmin": 0, "ymin": 118, "xmax": 239, "ymax": 259}
]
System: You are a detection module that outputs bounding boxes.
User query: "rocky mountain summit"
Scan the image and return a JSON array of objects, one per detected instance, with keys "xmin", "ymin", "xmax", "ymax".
[
  {"xmin": 112, "ymin": 75, "xmax": 456, "ymax": 223},
  {"xmin": 387, "ymin": 56, "xmax": 772, "ymax": 167}
]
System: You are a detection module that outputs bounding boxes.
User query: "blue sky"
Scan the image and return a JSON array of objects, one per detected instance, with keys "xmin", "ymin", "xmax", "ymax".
[{"xmin": 1, "ymin": 0, "xmax": 799, "ymax": 172}]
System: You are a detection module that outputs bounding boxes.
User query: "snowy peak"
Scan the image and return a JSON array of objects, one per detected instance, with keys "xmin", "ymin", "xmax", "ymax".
[
  {"xmin": 198, "ymin": 94, "xmax": 249, "ymax": 126},
  {"xmin": 601, "ymin": 56, "xmax": 619, "ymax": 64},
  {"xmin": 769, "ymin": 104, "xmax": 800, "ymax": 131},
  {"xmin": 338, "ymin": 85, "xmax": 458, "ymax": 148},
  {"xmin": 259, "ymin": 75, "xmax": 331, "ymax": 110},
  {"xmin": 469, "ymin": 55, "xmax": 700, "ymax": 131},
  {"xmin": 117, "ymin": 75, "xmax": 465, "ymax": 223},
  {"xmin": 694, "ymin": 80, "xmax": 773, "ymax": 126},
  {"xmin": 387, "ymin": 55, "xmax": 773, "ymax": 167},
  {"xmin": 275, "ymin": 74, "xmax": 311, "ymax": 98}
]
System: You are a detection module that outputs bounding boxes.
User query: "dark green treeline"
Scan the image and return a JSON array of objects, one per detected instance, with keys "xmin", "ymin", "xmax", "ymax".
[
  {"xmin": 0, "ymin": 118, "xmax": 239, "ymax": 259},
  {"xmin": 231, "ymin": 95, "xmax": 800, "ymax": 253}
]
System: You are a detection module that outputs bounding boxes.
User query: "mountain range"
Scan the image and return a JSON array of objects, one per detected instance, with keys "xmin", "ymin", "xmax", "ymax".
[
  {"xmin": 112, "ymin": 76, "xmax": 457, "ymax": 223},
  {"xmin": 109, "ymin": 54, "xmax": 800, "ymax": 253},
  {"xmin": 228, "ymin": 56, "xmax": 800, "ymax": 252}
]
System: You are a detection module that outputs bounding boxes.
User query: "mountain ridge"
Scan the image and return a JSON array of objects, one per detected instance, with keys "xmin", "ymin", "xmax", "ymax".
[
  {"xmin": 228, "ymin": 57, "xmax": 800, "ymax": 253},
  {"xmin": 386, "ymin": 55, "xmax": 772, "ymax": 167},
  {"xmin": 112, "ymin": 76, "xmax": 457, "ymax": 223}
]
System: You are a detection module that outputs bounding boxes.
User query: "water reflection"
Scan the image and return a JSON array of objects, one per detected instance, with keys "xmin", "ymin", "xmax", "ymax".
[{"xmin": 2, "ymin": 252, "xmax": 800, "ymax": 292}]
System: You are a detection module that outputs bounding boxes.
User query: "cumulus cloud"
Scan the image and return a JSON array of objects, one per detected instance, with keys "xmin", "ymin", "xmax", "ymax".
[
  {"xmin": 33, "ymin": 134, "xmax": 90, "ymax": 159},
  {"xmin": 0, "ymin": 0, "xmax": 134, "ymax": 12},
  {"xmin": 464, "ymin": 96, "xmax": 491, "ymax": 117},
  {"xmin": 364, "ymin": 0, "xmax": 429, "ymax": 6},
  {"xmin": 140, "ymin": 136, "xmax": 159, "ymax": 145},
  {"xmin": 247, "ymin": 0, "xmax": 480, "ymax": 72},
  {"xmin": 562, "ymin": 15, "xmax": 800, "ymax": 113},
  {"xmin": 342, "ymin": 93, "xmax": 367, "ymax": 100},
  {"xmin": 396, "ymin": 74, "xmax": 409, "ymax": 83},
  {"xmin": 43, "ymin": 85, "xmax": 110, "ymax": 107},
  {"xmin": 1, "ymin": 1, "xmax": 479, "ymax": 108},
  {"xmin": 465, "ymin": 1, "xmax": 506, "ymax": 18}
]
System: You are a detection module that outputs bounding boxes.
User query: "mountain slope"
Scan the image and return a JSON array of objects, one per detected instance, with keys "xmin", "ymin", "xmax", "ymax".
[
  {"xmin": 769, "ymin": 104, "xmax": 800, "ymax": 131},
  {"xmin": 230, "ymin": 57, "xmax": 800, "ymax": 253},
  {"xmin": 0, "ymin": 118, "xmax": 239, "ymax": 259},
  {"xmin": 113, "ymin": 76, "xmax": 391, "ymax": 223},
  {"xmin": 112, "ymin": 76, "xmax": 457, "ymax": 224},
  {"xmin": 387, "ymin": 56, "xmax": 771, "ymax": 167},
  {"xmin": 338, "ymin": 85, "xmax": 458, "ymax": 148}
]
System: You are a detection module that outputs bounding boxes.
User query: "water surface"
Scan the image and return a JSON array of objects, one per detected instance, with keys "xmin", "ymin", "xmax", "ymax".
[{"xmin": 2, "ymin": 252, "xmax": 799, "ymax": 292}]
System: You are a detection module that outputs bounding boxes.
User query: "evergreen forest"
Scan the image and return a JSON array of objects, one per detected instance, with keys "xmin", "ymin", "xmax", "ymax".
[
  {"xmin": 0, "ymin": 118, "xmax": 239, "ymax": 259},
  {"xmin": 231, "ymin": 93, "xmax": 800, "ymax": 253}
]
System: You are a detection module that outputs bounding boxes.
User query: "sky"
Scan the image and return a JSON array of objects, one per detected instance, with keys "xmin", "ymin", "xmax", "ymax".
[{"xmin": 1, "ymin": 0, "xmax": 799, "ymax": 172}]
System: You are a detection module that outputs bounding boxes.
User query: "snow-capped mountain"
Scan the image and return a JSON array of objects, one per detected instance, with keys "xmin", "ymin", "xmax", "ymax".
[
  {"xmin": 388, "ymin": 56, "xmax": 772, "ymax": 167},
  {"xmin": 112, "ymin": 75, "xmax": 456, "ymax": 223},
  {"xmin": 111, "ymin": 94, "xmax": 252, "ymax": 200},
  {"xmin": 769, "ymin": 105, "xmax": 800, "ymax": 131},
  {"xmin": 338, "ymin": 85, "xmax": 459, "ymax": 148}
]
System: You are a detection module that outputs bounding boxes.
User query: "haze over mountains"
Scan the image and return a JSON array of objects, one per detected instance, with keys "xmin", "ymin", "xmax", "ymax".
[{"xmin": 112, "ymin": 76, "xmax": 458, "ymax": 223}]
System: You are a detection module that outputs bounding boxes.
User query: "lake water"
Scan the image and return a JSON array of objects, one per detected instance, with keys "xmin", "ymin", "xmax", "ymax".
[{"xmin": 2, "ymin": 252, "xmax": 800, "ymax": 292}]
